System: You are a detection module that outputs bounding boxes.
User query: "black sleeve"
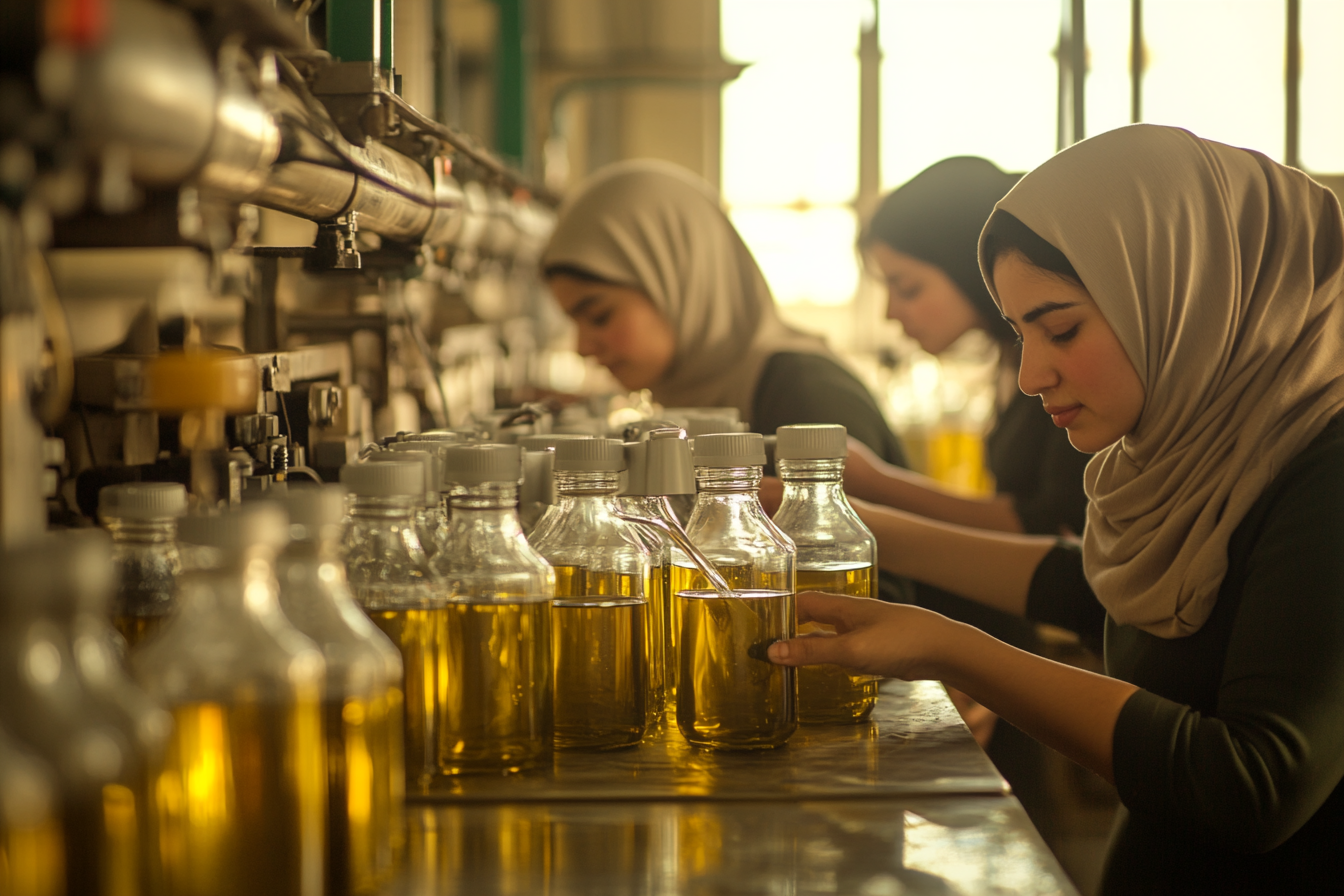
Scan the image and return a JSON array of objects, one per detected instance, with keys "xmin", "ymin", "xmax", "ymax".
[
  {"xmin": 1024, "ymin": 539, "xmax": 1106, "ymax": 653},
  {"xmin": 751, "ymin": 352, "xmax": 908, "ymax": 468},
  {"xmin": 1110, "ymin": 440, "xmax": 1344, "ymax": 852},
  {"xmin": 1010, "ymin": 432, "xmax": 1091, "ymax": 536},
  {"xmin": 987, "ymin": 392, "xmax": 1091, "ymax": 536}
]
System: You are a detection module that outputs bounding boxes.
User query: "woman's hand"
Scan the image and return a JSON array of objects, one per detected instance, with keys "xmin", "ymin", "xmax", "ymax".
[{"xmin": 767, "ymin": 591, "xmax": 957, "ymax": 681}]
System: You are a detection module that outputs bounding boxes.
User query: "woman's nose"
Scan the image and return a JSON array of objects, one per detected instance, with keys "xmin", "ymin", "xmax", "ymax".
[
  {"xmin": 575, "ymin": 326, "xmax": 600, "ymax": 359},
  {"xmin": 1017, "ymin": 343, "xmax": 1058, "ymax": 397}
]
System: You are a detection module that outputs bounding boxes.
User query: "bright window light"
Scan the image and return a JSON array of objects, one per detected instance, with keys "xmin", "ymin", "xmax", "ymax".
[
  {"xmin": 730, "ymin": 206, "xmax": 860, "ymax": 307},
  {"xmin": 1301, "ymin": 0, "xmax": 1344, "ymax": 172}
]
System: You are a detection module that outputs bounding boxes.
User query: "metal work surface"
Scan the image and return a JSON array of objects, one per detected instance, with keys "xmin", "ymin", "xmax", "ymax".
[
  {"xmin": 393, "ymin": 795, "xmax": 1078, "ymax": 895},
  {"xmin": 413, "ymin": 680, "xmax": 1007, "ymax": 803}
]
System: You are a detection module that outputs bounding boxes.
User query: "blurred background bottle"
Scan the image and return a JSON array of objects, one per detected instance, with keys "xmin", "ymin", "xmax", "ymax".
[
  {"xmin": 279, "ymin": 486, "xmax": 406, "ymax": 894},
  {"xmin": 0, "ymin": 726, "xmax": 65, "ymax": 896},
  {"xmin": 772, "ymin": 425, "xmax": 881, "ymax": 724},
  {"xmin": 133, "ymin": 506, "xmax": 327, "ymax": 896},
  {"xmin": 99, "ymin": 483, "xmax": 187, "ymax": 650}
]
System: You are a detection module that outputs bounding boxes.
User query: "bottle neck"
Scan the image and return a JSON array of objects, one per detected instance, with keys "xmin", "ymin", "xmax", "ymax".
[
  {"xmin": 349, "ymin": 494, "xmax": 419, "ymax": 522},
  {"xmin": 554, "ymin": 470, "xmax": 620, "ymax": 495},
  {"xmin": 180, "ymin": 545, "xmax": 282, "ymax": 617},
  {"xmin": 694, "ymin": 465, "xmax": 762, "ymax": 494},
  {"xmin": 448, "ymin": 481, "xmax": 520, "ymax": 511},
  {"xmin": 777, "ymin": 457, "xmax": 845, "ymax": 483},
  {"xmin": 104, "ymin": 516, "xmax": 178, "ymax": 544}
]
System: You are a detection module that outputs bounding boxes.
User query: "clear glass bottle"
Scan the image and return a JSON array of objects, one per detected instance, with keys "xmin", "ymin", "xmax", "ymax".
[
  {"xmin": 430, "ymin": 444, "xmax": 553, "ymax": 774},
  {"xmin": 618, "ymin": 429, "xmax": 696, "ymax": 723},
  {"xmin": 0, "ymin": 725, "xmax": 65, "ymax": 896},
  {"xmin": 517, "ymin": 434, "xmax": 592, "ymax": 536},
  {"xmin": 389, "ymin": 442, "xmax": 450, "ymax": 557},
  {"xmin": 0, "ymin": 531, "xmax": 157, "ymax": 896},
  {"xmin": 99, "ymin": 482, "xmax": 187, "ymax": 649},
  {"xmin": 529, "ymin": 438, "xmax": 651, "ymax": 750},
  {"xmin": 132, "ymin": 505, "xmax": 328, "ymax": 896},
  {"xmin": 773, "ymin": 425, "xmax": 882, "ymax": 723},
  {"xmin": 673, "ymin": 432, "xmax": 797, "ymax": 750},
  {"xmin": 278, "ymin": 486, "xmax": 406, "ymax": 895},
  {"xmin": 340, "ymin": 460, "xmax": 438, "ymax": 788}
]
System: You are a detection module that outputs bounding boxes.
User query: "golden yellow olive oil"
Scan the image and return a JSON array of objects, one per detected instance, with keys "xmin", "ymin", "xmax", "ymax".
[
  {"xmin": 0, "ymin": 808, "xmax": 64, "ymax": 896},
  {"xmin": 154, "ymin": 699, "xmax": 327, "ymax": 896},
  {"xmin": 323, "ymin": 692, "xmax": 404, "ymax": 895},
  {"xmin": 796, "ymin": 564, "xmax": 881, "ymax": 724},
  {"xmin": 436, "ymin": 600, "xmax": 552, "ymax": 775},
  {"xmin": 675, "ymin": 588, "xmax": 797, "ymax": 750},
  {"xmin": 551, "ymin": 596, "xmax": 648, "ymax": 749},
  {"xmin": 113, "ymin": 614, "xmax": 169, "ymax": 651},
  {"xmin": 370, "ymin": 609, "xmax": 441, "ymax": 788},
  {"xmin": 668, "ymin": 564, "xmax": 788, "ymax": 713},
  {"xmin": 645, "ymin": 564, "xmax": 668, "ymax": 725}
]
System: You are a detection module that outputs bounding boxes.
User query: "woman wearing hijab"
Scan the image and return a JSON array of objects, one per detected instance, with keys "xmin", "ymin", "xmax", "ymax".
[
  {"xmin": 540, "ymin": 159, "xmax": 906, "ymax": 466},
  {"xmin": 769, "ymin": 124, "xmax": 1344, "ymax": 893},
  {"xmin": 852, "ymin": 157, "xmax": 1090, "ymax": 536}
]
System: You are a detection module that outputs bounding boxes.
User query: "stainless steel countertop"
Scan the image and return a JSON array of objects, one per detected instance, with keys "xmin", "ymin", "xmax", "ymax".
[{"xmin": 395, "ymin": 680, "xmax": 1080, "ymax": 895}]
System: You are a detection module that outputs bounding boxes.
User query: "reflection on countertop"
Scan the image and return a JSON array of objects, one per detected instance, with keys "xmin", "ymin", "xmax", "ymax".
[
  {"xmin": 393, "ymin": 796, "xmax": 1077, "ymax": 896},
  {"xmin": 414, "ymin": 680, "xmax": 1006, "ymax": 803}
]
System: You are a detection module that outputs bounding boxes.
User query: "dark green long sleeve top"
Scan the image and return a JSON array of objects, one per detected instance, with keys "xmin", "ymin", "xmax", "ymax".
[{"xmin": 1027, "ymin": 413, "xmax": 1344, "ymax": 894}]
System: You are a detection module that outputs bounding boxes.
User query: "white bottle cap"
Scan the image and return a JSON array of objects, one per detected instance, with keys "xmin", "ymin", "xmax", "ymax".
[
  {"xmin": 98, "ymin": 482, "xmax": 188, "ymax": 521},
  {"xmin": 554, "ymin": 438, "xmax": 625, "ymax": 472},
  {"xmin": 775, "ymin": 424, "xmax": 848, "ymax": 460},
  {"xmin": 178, "ymin": 503, "xmax": 289, "ymax": 553},
  {"xmin": 645, "ymin": 430, "xmax": 695, "ymax": 495},
  {"xmin": 441, "ymin": 444, "xmax": 522, "ymax": 486},
  {"xmin": 691, "ymin": 432, "xmax": 767, "ymax": 467},
  {"xmin": 340, "ymin": 460, "xmax": 425, "ymax": 497},
  {"xmin": 516, "ymin": 433, "xmax": 593, "ymax": 452}
]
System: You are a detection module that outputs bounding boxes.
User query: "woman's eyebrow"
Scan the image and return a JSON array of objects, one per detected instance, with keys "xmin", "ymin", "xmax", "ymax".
[{"xmin": 1021, "ymin": 300, "xmax": 1080, "ymax": 324}]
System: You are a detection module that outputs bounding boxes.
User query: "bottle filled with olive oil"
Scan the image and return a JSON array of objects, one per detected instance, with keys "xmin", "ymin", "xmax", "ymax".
[
  {"xmin": 379, "ymin": 442, "xmax": 449, "ymax": 558},
  {"xmin": 773, "ymin": 425, "xmax": 882, "ymax": 724},
  {"xmin": 99, "ymin": 482, "xmax": 188, "ymax": 649},
  {"xmin": 341, "ymin": 460, "xmax": 439, "ymax": 788},
  {"xmin": 279, "ymin": 486, "xmax": 406, "ymax": 894},
  {"xmin": 619, "ymin": 429, "xmax": 697, "ymax": 723},
  {"xmin": 431, "ymin": 444, "xmax": 554, "ymax": 774},
  {"xmin": 0, "ymin": 726, "xmax": 65, "ymax": 896},
  {"xmin": 0, "ymin": 531, "xmax": 168, "ymax": 896},
  {"xmin": 673, "ymin": 432, "xmax": 797, "ymax": 749},
  {"xmin": 530, "ymin": 438, "xmax": 651, "ymax": 749},
  {"xmin": 132, "ymin": 505, "xmax": 328, "ymax": 896}
]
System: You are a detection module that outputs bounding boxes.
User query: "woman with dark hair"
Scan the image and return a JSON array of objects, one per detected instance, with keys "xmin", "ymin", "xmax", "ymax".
[
  {"xmin": 539, "ymin": 159, "xmax": 907, "ymax": 466},
  {"xmin": 771, "ymin": 124, "xmax": 1344, "ymax": 893},
  {"xmin": 853, "ymin": 156, "xmax": 1090, "ymax": 537}
]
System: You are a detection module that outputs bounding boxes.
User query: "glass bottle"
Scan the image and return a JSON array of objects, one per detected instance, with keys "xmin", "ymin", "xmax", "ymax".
[
  {"xmin": 133, "ymin": 505, "xmax": 328, "ymax": 896},
  {"xmin": 278, "ymin": 486, "xmax": 406, "ymax": 894},
  {"xmin": 340, "ymin": 460, "xmax": 438, "ymax": 788},
  {"xmin": 529, "ymin": 438, "xmax": 651, "ymax": 749},
  {"xmin": 618, "ymin": 429, "xmax": 696, "ymax": 723},
  {"xmin": 99, "ymin": 482, "xmax": 187, "ymax": 649},
  {"xmin": 673, "ymin": 432, "xmax": 797, "ymax": 750},
  {"xmin": 430, "ymin": 444, "xmax": 553, "ymax": 774},
  {"xmin": 0, "ymin": 725, "xmax": 65, "ymax": 896},
  {"xmin": 772, "ymin": 425, "xmax": 882, "ymax": 723},
  {"xmin": 517, "ymin": 434, "xmax": 592, "ymax": 535},
  {"xmin": 388, "ymin": 442, "xmax": 449, "ymax": 557},
  {"xmin": 0, "ymin": 531, "xmax": 156, "ymax": 896}
]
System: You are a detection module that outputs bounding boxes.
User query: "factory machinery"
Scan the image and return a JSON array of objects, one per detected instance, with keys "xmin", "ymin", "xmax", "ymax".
[{"xmin": 0, "ymin": 0, "xmax": 559, "ymax": 545}]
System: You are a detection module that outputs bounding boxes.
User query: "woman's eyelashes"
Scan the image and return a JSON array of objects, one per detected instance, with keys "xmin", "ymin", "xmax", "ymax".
[{"xmin": 1049, "ymin": 324, "xmax": 1081, "ymax": 344}]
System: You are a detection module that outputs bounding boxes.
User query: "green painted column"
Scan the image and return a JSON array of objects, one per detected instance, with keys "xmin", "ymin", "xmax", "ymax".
[
  {"xmin": 327, "ymin": 0, "xmax": 381, "ymax": 66},
  {"xmin": 493, "ymin": 0, "xmax": 527, "ymax": 168}
]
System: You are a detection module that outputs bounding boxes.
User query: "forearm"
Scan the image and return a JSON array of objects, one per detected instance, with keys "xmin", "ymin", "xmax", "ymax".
[
  {"xmin": 934, "ymin": 620, "xmax": 1137, "ymax": 783},
  {"xmin": 845, "ymin": 440, "xmax": 1024, "ymax": 533},
  {"xmin": 854, "ymin": 498, "xmax": 1054, "ymax": 616}
]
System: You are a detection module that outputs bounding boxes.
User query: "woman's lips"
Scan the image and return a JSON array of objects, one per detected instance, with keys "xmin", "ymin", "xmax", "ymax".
[{"xmin": 1045, "ymin": 404, "xmax": 1081, "ymax": 428}]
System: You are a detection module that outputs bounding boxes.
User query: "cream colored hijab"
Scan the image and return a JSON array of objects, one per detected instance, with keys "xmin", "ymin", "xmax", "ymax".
[
  {"xmin": 979, "ymin": 124, "xmax": 1344, "ymax": 638},
  {"xmin": 540, "ymin": 160, "xmax": 831, "ymax": 419}
]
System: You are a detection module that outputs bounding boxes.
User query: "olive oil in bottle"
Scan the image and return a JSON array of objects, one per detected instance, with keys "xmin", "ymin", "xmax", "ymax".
[
  {"xmin": 774, "ymin": 425, "xmax": 883, "ymax": 724},
  {"xmin": 432, "ymin": 444, "xmax": 554, "ymax": 774},
  {"xmin": 529, "ymin": 439, "xmax": 652, "ymax": 751},
  {"xmin": 673, "ymin": 433, "xmax": 798, "ymax": 749},
  {"xmin": 99, "ymin": 483, "xmax": 187, "ymax": 651},
  {"xmin": 676, "ymin": 589, "xmax": 796, "ymax": 749},
  {"xmin": 0, "ymin": 727, "xmax": 65, "ymax": 896}
]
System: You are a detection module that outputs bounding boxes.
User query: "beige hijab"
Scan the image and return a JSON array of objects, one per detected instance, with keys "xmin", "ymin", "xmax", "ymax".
[
  {"xmin": 979, "ymin": 124, "xmax": 1344, "ymax": 638},
  {"xmin": 540, "ymin": 160, "xmax": 831, "ymax": 419}
]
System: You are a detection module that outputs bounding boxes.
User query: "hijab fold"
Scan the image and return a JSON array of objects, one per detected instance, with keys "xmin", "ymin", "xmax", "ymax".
[
  {"xmin": 979, "ymin": 124, "xmax": 1344, "ymax": 638},
  {"xmin": 541, "ymin": 160, "xmax": 831, "ymax": 420}
]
